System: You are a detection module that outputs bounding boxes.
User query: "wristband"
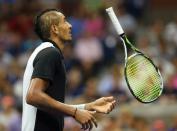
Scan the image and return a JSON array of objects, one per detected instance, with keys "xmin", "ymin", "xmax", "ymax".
[{"xmin": 71, "ymin": 104, "xmax": 85, "ymax": 110}]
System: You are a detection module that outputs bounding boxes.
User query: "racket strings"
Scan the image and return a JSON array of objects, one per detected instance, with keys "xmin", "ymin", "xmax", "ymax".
[{"xmin": 125, "ymin": 55, "xmax": 162, "ymax": 102}]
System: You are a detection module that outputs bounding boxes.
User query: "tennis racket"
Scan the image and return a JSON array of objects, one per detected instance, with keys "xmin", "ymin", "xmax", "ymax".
[{"xmin": 106, "ymin": 7, "xmax": 163, "ymax": 103}]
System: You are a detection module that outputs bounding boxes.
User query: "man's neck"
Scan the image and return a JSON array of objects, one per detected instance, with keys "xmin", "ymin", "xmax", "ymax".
[{"xmin": 49, "ymin": 37, "xmax": 64, "ymax": 51}]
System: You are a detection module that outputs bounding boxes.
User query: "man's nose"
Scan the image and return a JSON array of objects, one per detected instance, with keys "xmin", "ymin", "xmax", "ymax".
[{"xmin": 68, "ymin": 22, "xmax": 72, "ymax": 29}]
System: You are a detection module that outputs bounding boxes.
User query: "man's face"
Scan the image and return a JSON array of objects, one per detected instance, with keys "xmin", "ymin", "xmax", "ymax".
[{"xmin": 56, "ymin": 12, "xmax": 72, "ymax": 41}]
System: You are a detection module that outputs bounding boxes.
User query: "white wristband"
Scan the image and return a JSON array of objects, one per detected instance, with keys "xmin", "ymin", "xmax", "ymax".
[{"xmin": 71, "ymin": 104, "xmax": 86, "ymax": 110}]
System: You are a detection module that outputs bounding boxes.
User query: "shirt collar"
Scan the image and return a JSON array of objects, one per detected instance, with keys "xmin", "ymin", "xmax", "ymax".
[{"xmin": 43, "ymin": 39, "xmax": 64, "ymax": 59}]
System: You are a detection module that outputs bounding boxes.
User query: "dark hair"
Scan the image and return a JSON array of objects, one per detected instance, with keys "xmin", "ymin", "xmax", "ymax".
[{"xmin": 34, "ymin": 9, "xmax": 59, "ymax": 41}]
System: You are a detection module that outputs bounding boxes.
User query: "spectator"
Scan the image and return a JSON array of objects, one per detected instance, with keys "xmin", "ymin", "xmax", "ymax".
[{"xmin": 0, "ymin": 96, "xmax": 21, "ymax": 131}]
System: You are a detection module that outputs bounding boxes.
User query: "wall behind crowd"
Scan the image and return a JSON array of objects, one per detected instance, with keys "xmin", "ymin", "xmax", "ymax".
[{"xmin": 0, "ymin": 0, "xmax": 177, "ymax": 131}]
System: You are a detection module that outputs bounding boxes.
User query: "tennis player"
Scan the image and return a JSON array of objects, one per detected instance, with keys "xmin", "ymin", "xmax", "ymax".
[{"xmin": 22, "ymin": 9, "xmax": 116, "ymax": 131}]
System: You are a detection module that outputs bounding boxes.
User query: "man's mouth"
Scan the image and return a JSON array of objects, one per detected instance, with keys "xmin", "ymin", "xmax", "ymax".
[{"xmin": 69, "ymin": 30, "xmax": 72, "ymax": 36}]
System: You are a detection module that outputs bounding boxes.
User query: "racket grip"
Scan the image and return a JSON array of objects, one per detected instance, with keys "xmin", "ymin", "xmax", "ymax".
[{"xmin": 106, "ymin": 7, "xmax": 124, "ymax": 35}]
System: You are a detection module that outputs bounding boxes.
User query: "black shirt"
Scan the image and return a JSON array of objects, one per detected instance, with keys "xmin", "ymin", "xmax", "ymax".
[{"xmin": 31, "ymin": 41, "xmax": 66, "ymax": 131}]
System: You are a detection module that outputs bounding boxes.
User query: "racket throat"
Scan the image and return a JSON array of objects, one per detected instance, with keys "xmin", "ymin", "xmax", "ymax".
[
  {"xmin": 120, "ymin": 34, "xmax": 140, "ymax": 53},
  {"xmin": 120, "ymin": 36, "xmax": 128, "ymax": 62}
]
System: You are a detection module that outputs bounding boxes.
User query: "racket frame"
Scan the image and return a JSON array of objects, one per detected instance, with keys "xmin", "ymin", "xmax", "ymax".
[{"xmin": 121, "ymin": 34, "xmax": 163, "ymax": 103}]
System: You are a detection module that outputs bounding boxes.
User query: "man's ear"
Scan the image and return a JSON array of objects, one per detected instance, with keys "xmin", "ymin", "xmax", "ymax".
[{"xmin": 51, "ymin": 25, "xmax": 59, "ymax": 35}]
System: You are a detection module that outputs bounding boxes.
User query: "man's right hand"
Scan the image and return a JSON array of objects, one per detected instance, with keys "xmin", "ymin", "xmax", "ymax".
[{"xmin": 74, "ymin": 109, "xmax": 97, "ymax": 130}]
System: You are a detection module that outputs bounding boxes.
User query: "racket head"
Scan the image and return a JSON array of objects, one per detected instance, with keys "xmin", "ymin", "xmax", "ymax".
[{"xmin": 124, "ymin": 53, "xmax": 163, "ymax": 103}]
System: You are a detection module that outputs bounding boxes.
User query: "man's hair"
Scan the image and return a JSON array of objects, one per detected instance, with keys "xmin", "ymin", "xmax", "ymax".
[{"xmin": 34, "ymin": 9, "xmax": 61, "ymax": 41}]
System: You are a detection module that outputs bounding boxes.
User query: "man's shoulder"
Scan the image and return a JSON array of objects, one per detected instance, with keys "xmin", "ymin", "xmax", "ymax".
[
  {"xmin": 34, "ymin": 42, "xmax": 60, "ymax": 58},
  {"xmin": 35, "ymin": 46, "xmax": 60, "ymax": 60},
  {"xmin": 28, "ymin": 42, "xmax": 62, "ymax": 66}
]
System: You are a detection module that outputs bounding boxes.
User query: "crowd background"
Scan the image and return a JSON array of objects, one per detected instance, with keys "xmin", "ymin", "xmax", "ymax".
[{"xmin": 0, "ymin": 0, "xmax": 177, "ymax": 131}]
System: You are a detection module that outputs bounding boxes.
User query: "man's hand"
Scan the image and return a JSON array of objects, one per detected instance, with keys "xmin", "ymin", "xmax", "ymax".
[
  {"xmin": 86, "ymin": 96, "xmax": 116, "ymax": 114},
  {"xmin": 74, "ymin": 109, "xmax": 97, "ymax": 130}
]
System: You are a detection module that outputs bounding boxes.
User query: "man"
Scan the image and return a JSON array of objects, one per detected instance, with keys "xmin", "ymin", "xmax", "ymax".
[{"xmin": 22, "ymin": 9, "xmax": 116, "ymax": 131}]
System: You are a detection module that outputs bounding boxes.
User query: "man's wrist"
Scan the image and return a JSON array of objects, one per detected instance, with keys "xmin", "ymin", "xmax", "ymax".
[
  {"xmin": 85, "ymin": 102, "xmax": 94, "ymax": 111},
  {"xmin": 70, "ymin": 104, "xmax": 86, "ymax": 110}
]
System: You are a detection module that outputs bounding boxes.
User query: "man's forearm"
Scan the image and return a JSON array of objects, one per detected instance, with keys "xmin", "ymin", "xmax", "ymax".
[{"xmin": 26, "ymin": 91, "xmax": 76, "ymax": 117}]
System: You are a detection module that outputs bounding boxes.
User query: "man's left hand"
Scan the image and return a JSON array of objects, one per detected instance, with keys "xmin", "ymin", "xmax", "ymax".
[{"xmin": 86, "ymin": 96, "xmax": 116, "ymax": 114}]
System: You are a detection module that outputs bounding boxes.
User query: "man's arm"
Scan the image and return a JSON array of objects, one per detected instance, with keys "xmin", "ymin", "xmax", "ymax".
[
  {"xmin": 26, "ymin": 78, "xmax": 76, "ymax": 116},
  {"xmin": 26, "ymin": 78, "xmax": 97, "ymax": 130}
]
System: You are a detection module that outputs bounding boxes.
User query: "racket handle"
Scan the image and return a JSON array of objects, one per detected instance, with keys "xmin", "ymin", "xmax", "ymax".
[{"xmin": 106, "ymin": 7, "xmax": 124, "ymax": 35}]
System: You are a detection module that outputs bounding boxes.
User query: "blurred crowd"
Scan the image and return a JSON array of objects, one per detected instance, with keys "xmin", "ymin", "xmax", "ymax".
[{"xmin": 0, "ymin": 0, "xmax": 177, "ymax": 131}]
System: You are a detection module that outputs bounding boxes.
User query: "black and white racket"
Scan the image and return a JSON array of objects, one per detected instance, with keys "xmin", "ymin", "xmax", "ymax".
[{"xmin": 106, "ymin": 7, "xmax": 163, "ymax": 103}]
